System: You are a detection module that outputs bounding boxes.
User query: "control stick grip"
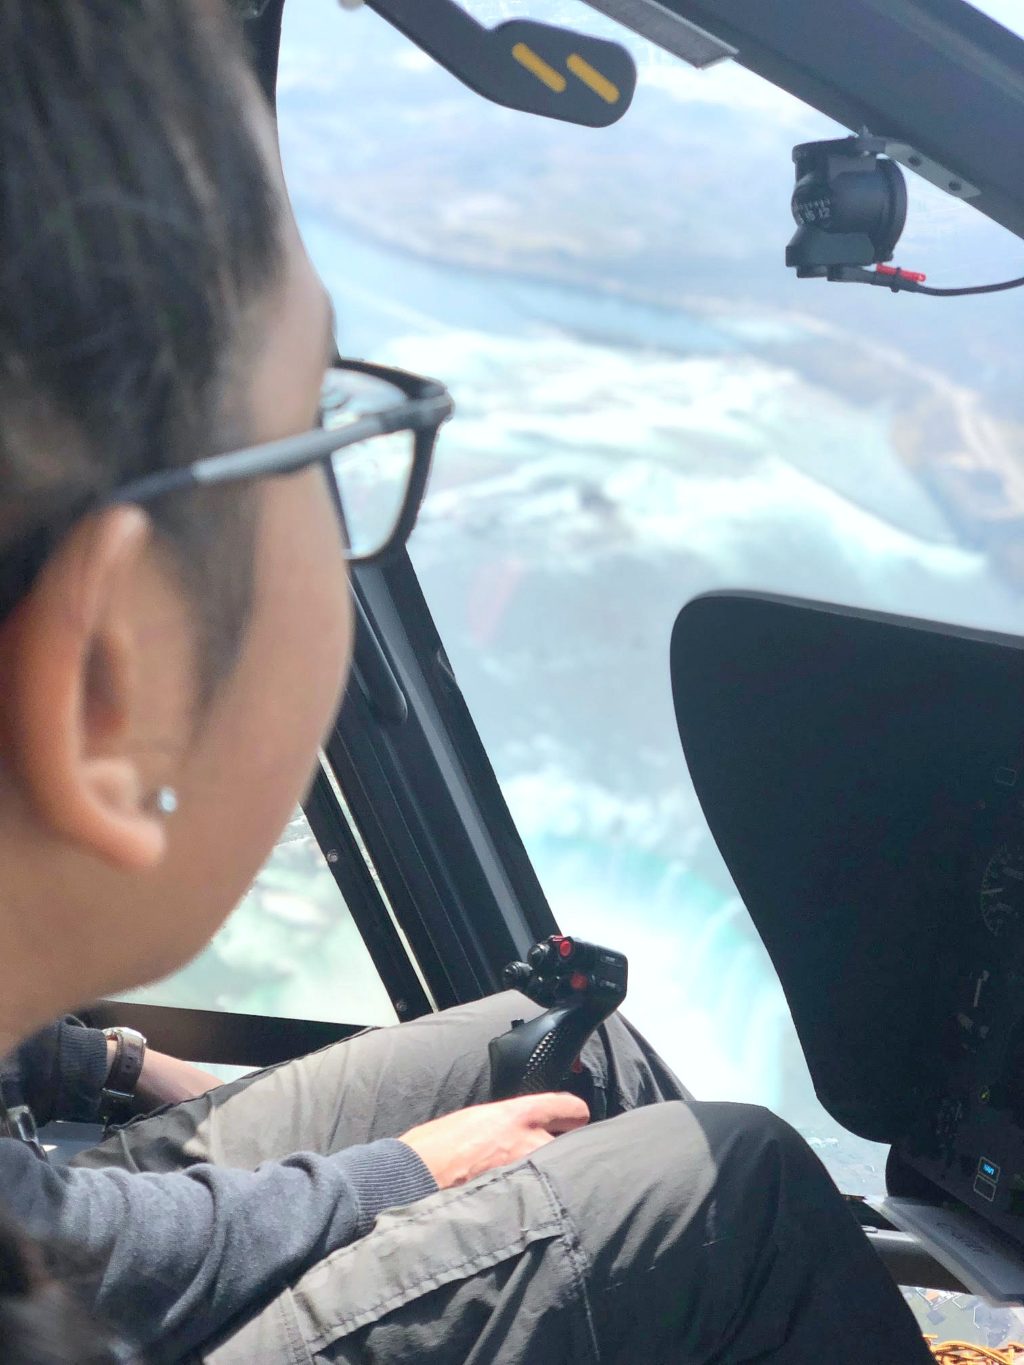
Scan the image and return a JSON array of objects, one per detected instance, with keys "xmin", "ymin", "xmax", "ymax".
[
  {"xmin": 489, "ymin": 1003, "xmax": 593, "ymax": 1100},
  {"xmin": 489, "ymin": 936, "xmax": 628, "ymax": 1100}
]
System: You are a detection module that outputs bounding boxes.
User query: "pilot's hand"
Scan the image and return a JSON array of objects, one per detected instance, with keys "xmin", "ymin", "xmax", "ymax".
[{"xmin": 399, "ymin": 1093, "xmax": 589, "ymax": 1190}]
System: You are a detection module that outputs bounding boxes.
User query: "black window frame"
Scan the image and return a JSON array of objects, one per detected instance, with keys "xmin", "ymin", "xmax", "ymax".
[{"xmin": 326, "ymin": 558, "xmax": 560, "ymax": 1012}]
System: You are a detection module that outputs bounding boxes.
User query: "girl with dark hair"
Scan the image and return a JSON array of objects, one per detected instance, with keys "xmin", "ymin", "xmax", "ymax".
[{"xmin": 0, "ymin": 1, "xmax": 940, "ymax": 1362}]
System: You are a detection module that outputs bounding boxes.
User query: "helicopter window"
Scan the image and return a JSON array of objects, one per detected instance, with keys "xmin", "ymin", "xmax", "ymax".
[
  {"xmin": 117, "ymin": 800, "xmax": 398, "ymax": 1028},
  {"xmin": 278, "ymin": 0, "xmax": 1024, "ymax": 1204},
  {"xmin": 970, "ymin": 1, "xmax": 1024, "ymax": 37}
]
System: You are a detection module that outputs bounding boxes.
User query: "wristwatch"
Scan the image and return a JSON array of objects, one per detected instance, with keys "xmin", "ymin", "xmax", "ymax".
[{"xmin": 99, "ymin": 1027, "xmax": 147, "ymax": 1127}]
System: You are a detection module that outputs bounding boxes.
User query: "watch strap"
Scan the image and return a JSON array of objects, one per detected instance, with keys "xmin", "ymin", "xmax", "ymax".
[{"xmin": 100, "ymin": 1027, "xmax": 147, "ymax": 1124}]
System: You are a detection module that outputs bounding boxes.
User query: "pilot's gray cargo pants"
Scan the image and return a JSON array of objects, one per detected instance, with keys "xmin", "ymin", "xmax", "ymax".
[{"xmin": 73, "ymin": 993, "xmax": 932, "ymax": 1363}]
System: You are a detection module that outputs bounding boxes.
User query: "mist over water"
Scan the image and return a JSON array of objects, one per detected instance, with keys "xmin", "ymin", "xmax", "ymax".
[{"xmin": 289, "ymin": 200, "xmax": 1024, "ymax": 1189}]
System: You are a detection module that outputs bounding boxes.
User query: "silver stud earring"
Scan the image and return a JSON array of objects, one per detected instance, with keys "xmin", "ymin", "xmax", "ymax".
[{"xmin": 154, "ymin": 787, "xmax": 179, "ymax": 817}]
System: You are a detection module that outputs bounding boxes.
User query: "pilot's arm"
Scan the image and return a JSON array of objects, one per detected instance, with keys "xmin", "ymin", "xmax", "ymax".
[
  {"xmin": 5, "ymin": 1018, "xmax": 222, "ymax": 1125},
  {"xmin": 6, "ymin": 1017, "xmax": 111, "ymax": 1126},
  {"xmin": 0, "ymin": 1120, "xmax": 437, "ymax": 1360}
]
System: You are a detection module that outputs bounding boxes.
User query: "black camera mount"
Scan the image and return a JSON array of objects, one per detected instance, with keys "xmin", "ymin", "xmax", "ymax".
[
  {"xmin": 786, "ymin": 132, "xmax": 1024, "ymax": 298},
  {"xmin": 787, "ymin": 134, "xmax": 908, "ymax": 280}
]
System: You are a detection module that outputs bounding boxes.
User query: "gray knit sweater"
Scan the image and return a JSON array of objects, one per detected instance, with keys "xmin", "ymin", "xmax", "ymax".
[{"xmin": 0, "ymin": 1130, "xmax": 437, "ymax": 1360}]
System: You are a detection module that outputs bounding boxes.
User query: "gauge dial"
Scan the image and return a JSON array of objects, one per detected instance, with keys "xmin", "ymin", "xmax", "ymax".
[{"xmin": 980, "ymin": 843, "xmax": 1024, "ymax": 937}]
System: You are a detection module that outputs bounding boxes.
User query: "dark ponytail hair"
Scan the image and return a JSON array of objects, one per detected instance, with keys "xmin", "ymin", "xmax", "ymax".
[
  {"xmin": 0, "ymin": 0, "xmax": 285, "ymax": 693},
  {"xmin": 0, "ymin": 1206, "xmax": 132, "ymax": 1363},
  {"xmin": 0, "ymin": 1, "xmax": 289, "ymax": 1357}
]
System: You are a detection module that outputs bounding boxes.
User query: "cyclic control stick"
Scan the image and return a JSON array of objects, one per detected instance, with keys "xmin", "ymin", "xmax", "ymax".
[{"xmin": 489, "ymin": 935, "xmax": 628, "ymax": 1100}]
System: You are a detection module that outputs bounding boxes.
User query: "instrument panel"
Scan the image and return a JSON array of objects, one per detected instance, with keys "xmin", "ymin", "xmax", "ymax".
[
  {"xmin": 905, "ymin": 760, "xmax": 1024, "ymax": 1242},
  {"xmin": 671, "ymin": 592, "xmax": 1024, "ymax": 1251}
]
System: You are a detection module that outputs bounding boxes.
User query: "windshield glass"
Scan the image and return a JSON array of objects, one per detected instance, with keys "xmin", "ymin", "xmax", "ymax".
[
  {"xmin": 969, "ymin": 0, "xmax": 1024, "ymax": 36},
  {"xmin": 280, "ymin": 2, "xmax": 1024, "ymax": 1340}
]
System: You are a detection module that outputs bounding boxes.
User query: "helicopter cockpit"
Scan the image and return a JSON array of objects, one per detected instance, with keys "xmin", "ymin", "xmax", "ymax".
[{"xmin": 33, "ymin": 0, "xmax": 1024, "ymax": 1355}]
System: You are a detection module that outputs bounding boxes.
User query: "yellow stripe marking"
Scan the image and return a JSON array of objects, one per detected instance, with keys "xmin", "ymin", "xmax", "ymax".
[
  {"xmin": 512, "ymin": 42, "xmax": 566, "ymax": 93},
  {"xmin": 566, "ymin": 52, "xmax": 620, "ymax": 104}
]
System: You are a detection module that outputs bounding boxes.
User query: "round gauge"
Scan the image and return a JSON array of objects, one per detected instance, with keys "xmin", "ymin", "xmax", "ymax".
[{"xmin": 980, "ymin": 843, "xmax": 1024, "ymax": 937}]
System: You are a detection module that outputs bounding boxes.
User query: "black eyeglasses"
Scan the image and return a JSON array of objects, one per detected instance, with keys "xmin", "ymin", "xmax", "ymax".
[
  {"xmin": 110, "ymin": 358, "xmax": 454, "ymax": 565},
  {"xmin": 0, "ymin": 359, "xmax": 454, "ymax": 624}
]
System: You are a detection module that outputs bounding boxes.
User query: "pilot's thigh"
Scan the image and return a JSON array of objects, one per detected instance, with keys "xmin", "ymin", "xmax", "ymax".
[
  {"xmin": 72, "ymin": 992, "xmax": 536, "ymax": 1173},
  {"xmin": 199, "ymin": 1102, "xmax": 931, "ymax": 1365},
  {"xmin": 538, "ymin": 1101, "xmax": 933, "ymax": 1365},
  {"xmin": 73, "ymin": 993, "xmax": 688, "ymax": 1175},
  {"xmin": 198, "ymin": 1155, "xmax": 595, "ymax": 1365}
]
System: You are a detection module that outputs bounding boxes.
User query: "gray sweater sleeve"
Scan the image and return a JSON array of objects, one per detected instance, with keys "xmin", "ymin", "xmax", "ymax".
[{"xmin": 1, "ymin": 1133, "xmax": 437, "ymax": 1360}]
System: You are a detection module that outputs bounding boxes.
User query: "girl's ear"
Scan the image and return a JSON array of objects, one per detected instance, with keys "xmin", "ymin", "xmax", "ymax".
[{"xmin": 0, "ymin": 506, "xmax": 173, "ymax": 870}]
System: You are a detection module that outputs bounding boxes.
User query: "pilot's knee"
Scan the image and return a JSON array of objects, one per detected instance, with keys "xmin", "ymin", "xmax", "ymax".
[
  {"xmin": 724, "ymin": 1101, "xmax": 805, "ymax": 1152},
  {"xmin": 686, "ymin": 1100, "xmax": 824, "ymax": 1189},
  {"xmin": 539, "ymin": 1102, "xmax": 814, "ymax": 1262}
]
